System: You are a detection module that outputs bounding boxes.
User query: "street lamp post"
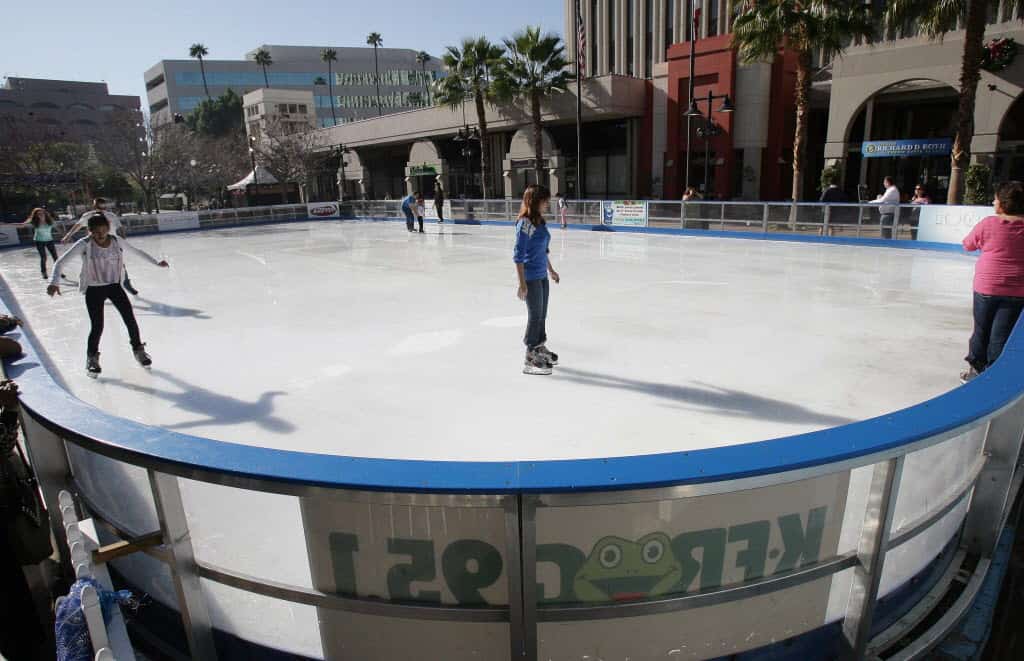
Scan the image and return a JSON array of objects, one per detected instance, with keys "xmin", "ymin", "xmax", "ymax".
[
  {"xmin": 189, "ymin": 159, "xmax": 197, "ymax": 210},
  {"xmin": 336, "ymin": 144, "xmax": 351, "ymax": 202},
  {"xmin": 684, "ymin": 0, "xmax": 701, "ymax": 194},
  {"xmin": 453, "ymin": 125, "xmax": 480, "ymax": 197},
  {"xmin": 685, "ymin": 88, "xmax": 734, "ymax": 197}
]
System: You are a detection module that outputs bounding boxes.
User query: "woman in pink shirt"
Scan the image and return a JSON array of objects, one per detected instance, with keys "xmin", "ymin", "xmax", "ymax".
[{"xmin": 961, "ymin": 181, "xmax": 1024, "ymax": 382}]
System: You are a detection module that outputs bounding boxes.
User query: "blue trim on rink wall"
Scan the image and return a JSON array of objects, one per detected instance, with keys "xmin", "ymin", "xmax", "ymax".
[{"xmin": 0, "ymin": 213, "xmax": 1016, "ymax": 494}]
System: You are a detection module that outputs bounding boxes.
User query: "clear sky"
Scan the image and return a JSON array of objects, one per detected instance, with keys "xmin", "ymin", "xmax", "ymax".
[{"xmin": 3, "ymin": 0, "xmax": 564, "ymax": 105}]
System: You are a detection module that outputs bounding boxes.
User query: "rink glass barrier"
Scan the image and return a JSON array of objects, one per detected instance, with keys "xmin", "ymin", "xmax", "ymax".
[{"xmin": 1, "ymin": 199, "xmax": 1021, "ymax": 660}]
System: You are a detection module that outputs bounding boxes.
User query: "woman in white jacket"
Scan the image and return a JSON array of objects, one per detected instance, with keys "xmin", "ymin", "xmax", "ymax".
[{"xmin": 47, "ymin": 212, "xmax": 168, "ymax": 377}]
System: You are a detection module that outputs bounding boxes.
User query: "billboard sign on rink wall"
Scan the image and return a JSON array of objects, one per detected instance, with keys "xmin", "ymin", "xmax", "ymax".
[
  {"xmin": 155, "ymin": 211, "xmax": 200, "ymax": 233},
  {"xmin": 602, "ymin": 200, "xmax": 648, "ymax": 226},
  {"xmin": 299, "ymin": 470, "xmax": 849, "ymax": 658},
  {"xmin": 0, "ymin": 225, "xmax": 20, "ymax": 247},
  {"xmin": 916, "ymin": 205, "xmax": 989, "ymax": 244},
  {"xmin": 307, "ymin": 202, "xmax": 341, "ymax": 219}
]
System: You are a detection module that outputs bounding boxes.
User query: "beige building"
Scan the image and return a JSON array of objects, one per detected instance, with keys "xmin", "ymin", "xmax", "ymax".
[{"xmin": 243, "ymin": 88, "xmax": 317, "ymax": 138}]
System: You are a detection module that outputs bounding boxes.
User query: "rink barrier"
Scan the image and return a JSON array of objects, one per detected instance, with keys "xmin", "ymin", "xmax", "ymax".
[{"xmin": 1, "ymin": 210, "xmax": 1021, "ymax": 660}]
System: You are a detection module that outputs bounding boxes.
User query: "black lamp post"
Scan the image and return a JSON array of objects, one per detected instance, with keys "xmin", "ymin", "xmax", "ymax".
[
  {"xmin": 336, "ymin": 144, "xmax": 351, "ymax": 201},
  {"xmin": 248, "ymin": 135, "xmax": 259, "ymax": 206},
  {"xmin": 685, "ymin": 88, "xmax": 734, "ymax": 196},
  {"xmin": 453, "ymin": 125, "xmax": 480, "ymax": 197}
]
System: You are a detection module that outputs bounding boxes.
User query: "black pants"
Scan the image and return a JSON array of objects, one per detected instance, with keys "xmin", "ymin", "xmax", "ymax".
[
  {"xmin": 524, "ymin": 278, "xmax": 550, "ymax": 350},
  {"xmin": 967, "ymin": 292, "xmax": 1024, "ymax": 372},
  {"xmin": 436, "ymin": 202, "xmax": 444, "ymax": 222},
  {"xmin": 403, "ymin": 208, "xmax": 415, "ymax": 231},
  {"xmin": 34, "ymin": 241, "xmax": 56, "ymax": 275},
  {"xmin": 85, "ymin": 284, "xmax": 142, "ymax": 355}
]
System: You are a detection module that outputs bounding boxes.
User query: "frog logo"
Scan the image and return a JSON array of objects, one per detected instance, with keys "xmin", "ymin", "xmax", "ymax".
[{"xmin": 573, "ymin": 533, "xmax": 682, "ymax": 602}]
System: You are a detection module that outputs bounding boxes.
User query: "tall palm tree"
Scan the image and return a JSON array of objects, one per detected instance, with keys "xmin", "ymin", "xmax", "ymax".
[
  {"xmin": 254, "ymin": 49, "xmax": 273, "ymax": 89},
  {"xmin": 885, "ymin": 0, "xmax": 1024, "ymax": 203},
  {"xmin": 732, "ymin": 0, "xmax": 874, "ymax": 202},
  {"xmin": 320, "ymin": 48, "xmax": 338, "ymax": 126},
  {"xmin": 415, "ymin": 51, "xmax": 432, "ymax": 105},
  {"xmin": 367, "ymin": 32, "xmax": 384, "ymax": 116},
  {"xmin": 189, "ymin": 43, "xmax": 211, "ymax": 99},
  {"xmin": 493, "ymin": 27, "xmax": 571, "ymax": 187},
  {"xmin": 435, "ymin": 37, "xmax": 506, "ymax": 198}
]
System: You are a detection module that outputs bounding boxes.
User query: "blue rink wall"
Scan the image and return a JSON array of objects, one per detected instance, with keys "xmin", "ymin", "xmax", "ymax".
[{"xmin": 1, "ymin": 203, "xmax": 1021, "ymax": 661}]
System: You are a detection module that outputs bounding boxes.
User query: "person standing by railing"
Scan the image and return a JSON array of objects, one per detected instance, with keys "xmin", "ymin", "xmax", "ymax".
[
  {"xmin": 556, "ymin": 192, "xmax": 568, "ymax": 228},
  {"xmin": 869, "ymin": 177, "xmax": 901, "ymax": 239},
  {"xmin": 961, "ymin": 181, "xmax": 1024, "ymax": 383},
  {"xmin": 514, "ymin": 184, "xmax": 561, "ymax": 376},
  {"xmin": 18, "ymin": 208, "xmax": 58, "ymax": 280}
]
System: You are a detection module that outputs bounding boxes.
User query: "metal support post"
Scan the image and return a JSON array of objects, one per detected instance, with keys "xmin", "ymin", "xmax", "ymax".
[
  {"xmin": 148, "ymin": 470, "xmax": 218, "ymax": 660},
  {"xmin": 17, "ymin": 411, "xmax": 75, "ymax": 572},
  {"xmin": 761, "ymin": 203, "xmax": 769, "ymax": 233},
  {"xmin": 963, "ymin": 400, "xmax": 1024, "ymax": 556},
  {"xmin": 841, "ymin": 456, "xmax": 904, "ymax": 660}
]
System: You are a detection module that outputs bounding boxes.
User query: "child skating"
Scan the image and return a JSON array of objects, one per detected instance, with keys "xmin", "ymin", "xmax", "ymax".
[
  {"xmin": 63, "ymin": 198, "xmax": 140, "ymax": 295},
  {"xmin": 47, "ymin": 212, "xmax": 169, "ymax": 377},
  {"xmin": 513, "ymin": 184, "xmax": 561, "ymax": 375},
  {"xmin": 18, "ymin": 208, "xmax": 58, "ymax": 279},
  {"xmin": 415, "ymin": 193, "xmax": 426, "ymax": 233}
]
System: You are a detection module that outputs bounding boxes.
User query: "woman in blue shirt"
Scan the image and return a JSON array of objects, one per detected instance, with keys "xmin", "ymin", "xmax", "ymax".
[
  {"xmin": 19, "ymin": 208, "xmax": 58, "ymax": 279},
  {"xmin": 514, "ymin": 184, "xmax": 561, "ymax": 375}
]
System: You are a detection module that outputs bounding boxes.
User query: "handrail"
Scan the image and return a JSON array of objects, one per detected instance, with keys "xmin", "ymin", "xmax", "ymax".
[{"xmin": 1, "ymin": 215, "xmax": 1017, "ymax": 494}]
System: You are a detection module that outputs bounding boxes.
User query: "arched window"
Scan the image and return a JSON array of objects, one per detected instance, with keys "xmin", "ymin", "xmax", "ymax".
[
  {"xmin": 67, "ymin": 102, "xmax": 95, "ymax": 111},
  {"xmin": 0, "ymin": 99, "xmax": 22, "ymax": 107},
  {"xmin": 30, "ymin": 101, "xmax": 59, "ymax": 109}
]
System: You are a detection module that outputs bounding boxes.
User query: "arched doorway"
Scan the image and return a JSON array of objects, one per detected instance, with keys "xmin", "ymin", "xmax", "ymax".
[
  {"xmin": 841, "ymin": 79, "xmax": 958, "ymax": 201},
  {"xmin": 994, "ymin": 95, "xmax": 1024, "ymax": 183}
]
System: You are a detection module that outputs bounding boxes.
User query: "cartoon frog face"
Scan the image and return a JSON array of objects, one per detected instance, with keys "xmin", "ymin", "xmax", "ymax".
[{"xmin": 573, "ymin": 532, "xmax": 682, "ymax": 602}]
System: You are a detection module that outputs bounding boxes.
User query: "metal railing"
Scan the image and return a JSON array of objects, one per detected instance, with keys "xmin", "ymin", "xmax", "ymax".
[{"xmin": 1, "ymin": 206, "xmax": 1018, "ymax": 661}]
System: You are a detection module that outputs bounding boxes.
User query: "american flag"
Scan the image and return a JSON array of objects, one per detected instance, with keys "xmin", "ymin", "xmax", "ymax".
[{"xmin": 576, "ymin": 4, "xmax": 587, "ymax": 77}]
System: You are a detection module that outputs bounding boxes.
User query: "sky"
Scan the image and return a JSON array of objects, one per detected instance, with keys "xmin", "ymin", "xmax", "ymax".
[{"xmin": 3, "ymin": 0, "xmax": 564, "ymax": 106}]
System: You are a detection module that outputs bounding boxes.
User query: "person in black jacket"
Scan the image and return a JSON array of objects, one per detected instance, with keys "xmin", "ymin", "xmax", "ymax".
[
  {"xmin": 434, "ymin": 185, "xmax": 445, "ymax": 224},
  {"xmin": 820, "ymin": 184, "xmax": 847, "ymax": 203}
]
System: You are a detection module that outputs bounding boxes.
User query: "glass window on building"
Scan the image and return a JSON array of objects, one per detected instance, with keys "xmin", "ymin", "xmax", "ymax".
[
  {"xmin": 646, "ymin": 0, "xmax": 654, "ymax": 75},
  {"xmin": 627, "ymin": 0, "xmax": 634, "ymax": 75},
  {"xmin": 666, "ymin": 0, "xmax": 675, "ymax": 46},
  {"xmin": 707, "ymin": 0, "xmax": 719, "ymax": 37},
  {"xmin": 299, "ymin": 104, "xmax": 308, "ymax": 114},
  {"xmin": 288, "ymin": 103, "xmax": 298, "ymax": 113}
]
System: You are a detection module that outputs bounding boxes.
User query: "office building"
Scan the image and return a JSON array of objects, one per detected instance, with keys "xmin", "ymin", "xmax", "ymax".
[{"xmin": 0, "ymin": 77, "xmax": 142, "ymax": 144}]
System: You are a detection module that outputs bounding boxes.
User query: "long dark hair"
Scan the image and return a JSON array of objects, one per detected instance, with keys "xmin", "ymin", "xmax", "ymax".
[
  {"xmin": 518, "ymin": 184, "xmax": 550, "ymax": 226},
  {"xmin": 26, "ymin": 208, "xmax": 51, "ymax": 227}
]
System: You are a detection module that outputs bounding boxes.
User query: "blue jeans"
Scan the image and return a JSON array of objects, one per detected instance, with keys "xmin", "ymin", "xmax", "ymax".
[
  {"xmin": 524, "ymin": 278, "xmax": 549, "ymax": 350},
  {"xmin": 968, "ymin": 292, "xmax": 1024, "ymax": 372},
  {"xmin": 403, "ymin": 207, "xmax": 415, "ymax": 231}
]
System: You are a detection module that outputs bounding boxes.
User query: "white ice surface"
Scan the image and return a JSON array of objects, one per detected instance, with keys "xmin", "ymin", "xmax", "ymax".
[{"xmin": 0, "ymin": 220, "xmax": 977, "ymax": 462}]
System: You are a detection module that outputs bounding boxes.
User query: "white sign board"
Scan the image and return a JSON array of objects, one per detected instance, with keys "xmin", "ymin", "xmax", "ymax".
[
  {"xmin": 156, "ymin": 211, "xmax": 200, "ymax": 233},
  {"xmin": 916, "ymin": 205, "xmax": 989, "ymax": 244},
  {"xmin": 424, "ymin": 200, "xmax": 452, "ymax": 221},
  {"xmin": 602, "ymin": 201, "xmax": 648, "ymax": 227},
  {"xmin": 307, "ymin": 202, "xmax": 341, "ymax": 220},
  {"xmin": 0, "ymin": 225, "xmax": 20, "ymax": 247}
]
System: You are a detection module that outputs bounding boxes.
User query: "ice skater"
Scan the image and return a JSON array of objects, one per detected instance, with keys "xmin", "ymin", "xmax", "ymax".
[
  {"xmin": 19, "ymin": 208, "xmax": 58, "ymax": 279},
  {"xmin": 960, "ymin": 181, "xmax": 1024, "ymax": 383},
  {"xmin": 47, "ymin": 212, "xmax": 169, "ymax": 377},
  {"xmin": 401, "ymin": 192, "xmax": 417, "ymax": 232},
  {"xmin": 556, "ymin": 192, "xmax": 568, "ymax": 228},
  {"xmin": 434, "ymin": 185, "xmax": 445, "ymax": 224},
  {"xmin": 514, "ymin": 184, "xmax": 561, "ymax": 375},
  {"xmin": 63, "ymin": 198, "xmax": 140, "ymax": 295},
  {"xmin": 415, "ymin": 193, "xmax": 426, "ymax": 233}
]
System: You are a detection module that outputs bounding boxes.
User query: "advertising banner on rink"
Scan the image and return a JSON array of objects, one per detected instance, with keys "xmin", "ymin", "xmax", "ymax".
[
  {"xmin": 155, "ymin": 211, "xmax": 200, "ymax": 233},
  {"xmin": 916, "ymin": 205, "xmax": 989, "ymax": 244},
  {"xmin": 602, "ymin": 200, "xmax": 648, "ymax": 227},
  {"xmin": 0, "ymin": 225, "xmax": 20, "ymax": 247},
  {"xmin": 307, "ymin": 202, "xmax": 341, "ymax": 220}
]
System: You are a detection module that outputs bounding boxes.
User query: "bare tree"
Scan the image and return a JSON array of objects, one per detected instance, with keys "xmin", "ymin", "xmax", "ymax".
[{"xmin": 252, "ymin": 117, "xmax": 330, "ymax": 204}]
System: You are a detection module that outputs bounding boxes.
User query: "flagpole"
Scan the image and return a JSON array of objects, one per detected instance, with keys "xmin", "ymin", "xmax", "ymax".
[{"xmin": 576, "ymin": 0, "xmax": 584, "ymax": 200}]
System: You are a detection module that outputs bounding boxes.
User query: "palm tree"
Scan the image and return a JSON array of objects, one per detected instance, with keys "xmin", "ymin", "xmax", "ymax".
[
  {"xmin": 416, "ymin": 51, "xmax": 432, "ymax": 105},
  {"xmin": 254, "ymin": 49, "xmax": 273, "ymax": 89},
  {"xmin": 493, "ymin": 27, "xmax": 571, "ymax": 187},
  {"xmin": 732, "ymin": 0, "xmax": 873, "ymax": 202},
  {"xmin": 885, "ymin": 0, "xmax": 1024, "ymax": 203},
  {"xmin": 189, "ymin": 43, "xmax": 211, "ymax": 99},
  {"xmin": 435, "ymin": 37, "xmax": 506, "ymax": 198},
  {"xmin": 320, "ymin": 48, "xmax": 338, "ymax": 126},
  {"xmin": 367, "ymin": 32, "xmax": 384, "ymax": 116}
]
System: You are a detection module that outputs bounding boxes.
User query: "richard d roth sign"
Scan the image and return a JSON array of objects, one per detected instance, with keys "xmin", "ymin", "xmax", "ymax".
[{"xmin": 862, "ymin": 139, "xmax": 953, "ymax": 158}]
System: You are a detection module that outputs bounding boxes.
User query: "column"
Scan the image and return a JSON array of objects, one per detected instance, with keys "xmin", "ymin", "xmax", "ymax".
[
  {"xmin": 653, "ymin": 0, "xmax": 665, "ymax": 67},
  {"xmin": 858, "ymin": 98, "xmax": 875, "ymax": 188},
  {"xmin": 598, "ymin": 0, "xmax": 610, "ymax": 75}
]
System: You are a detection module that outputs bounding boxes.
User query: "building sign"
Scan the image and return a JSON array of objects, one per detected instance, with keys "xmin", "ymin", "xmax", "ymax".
[
  {"xmin": 0, "ymin": 225, "xmax": 20, "ymax": 247},
  {"xmin": 409, "ymin": 164, "xmax": 437, "ymax": 177},
  {"xmin": 156, "ymin": 211, "xmax": 200, "ymax": 233},
  {"xmin": 861, "ymin": 139, "xmax": 953, "ymax": 158},
  {"xmin": 307, "ymin": 202, "xmax": 341, "ymax": 219},
  {"xmin": 602, "ymin": 200, "xmax": 648, "ymax": 226},
  {"xmin": 916, "ymin": 204, "xmax": 989, "ymax": 244}
]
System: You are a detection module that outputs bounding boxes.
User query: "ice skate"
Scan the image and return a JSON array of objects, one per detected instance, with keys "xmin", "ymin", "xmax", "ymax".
[
  {"xmin": 960, "ymin": 367, "xmax": 979, "ymax": 384},
  {"xmin": 535, "ymin": 345, "xmax": 558, "ymax": 366},
  {"xmin": 86, "ymin": 353, "xmax": 101, "ymax": 378},
  {"xmin": 133, "ymin": 344, "xmax": 152, "ymax": 368},
  {"xmin": 523, "ymin": 350, "xmax": 552, "ymax": 375}
]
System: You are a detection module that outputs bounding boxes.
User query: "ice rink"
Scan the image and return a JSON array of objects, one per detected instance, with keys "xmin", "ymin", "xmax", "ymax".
[{"xmin": 0, "ymin": 220, "xmax": 977, "ymax": 461}]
